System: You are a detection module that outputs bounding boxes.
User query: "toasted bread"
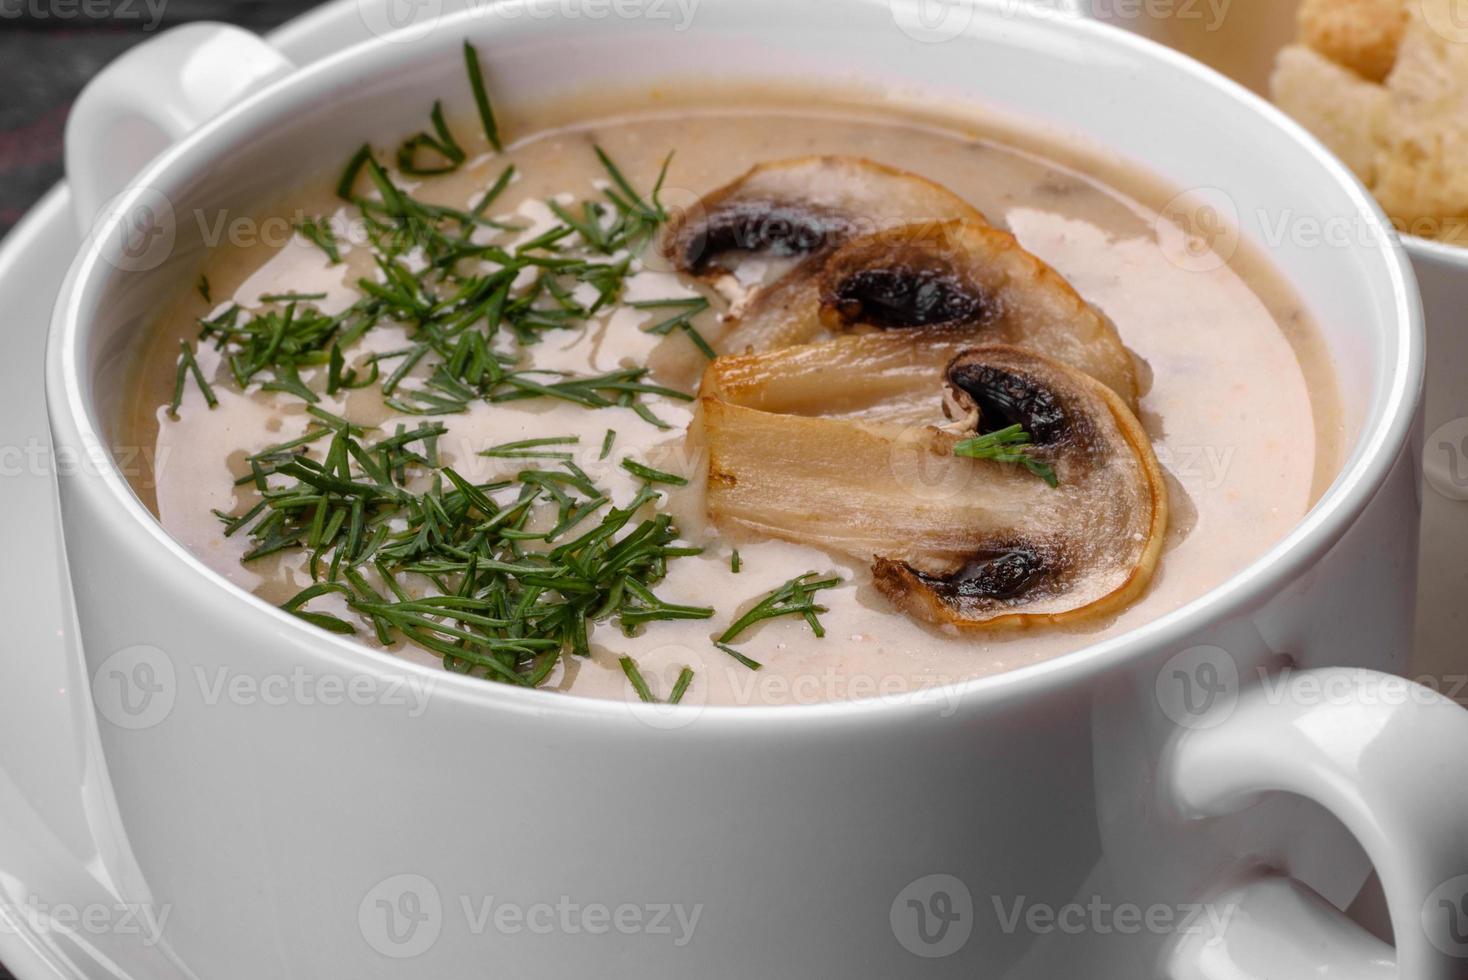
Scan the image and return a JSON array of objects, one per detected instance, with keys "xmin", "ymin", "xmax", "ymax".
[
  {"xmin": 1297, "ymin": 0, "xmax": 1408, "ymax": 82},
  {"xmin": 1271, "ymin": 43, "xmax": 1390, "ymax": 183},
  {"xmin": 1371, "ymin": 0, "xmax": 1468, "ymax": 239},
  {"xmin": 1271, "ymin": 0, "xmax": 1468, "ymax": 243}
]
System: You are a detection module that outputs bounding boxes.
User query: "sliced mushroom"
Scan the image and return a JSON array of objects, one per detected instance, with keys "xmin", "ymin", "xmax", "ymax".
[
  {"xmin": 664, "ymin": 156, "xmax": 988, "ymax": 281},
  {"xmin": 720, "ymin": 220, "xmax": 1138, "ymax": 406},
  {"xmin": 701, "ymin": 331, "xmax": 968, "ymax": 426},
  {"xmin": 695, "ymin": 343, "xmax": 1166, "ymax": 628},
  {"xmin": 651, "ymin": 158, "xmax": 988, "ymax": 382}
]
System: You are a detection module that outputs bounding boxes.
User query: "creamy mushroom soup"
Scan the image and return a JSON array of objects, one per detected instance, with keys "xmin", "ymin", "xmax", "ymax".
[{"xmin": 116, "ymin": 83, "xmax": 1342, "ymax": 707}]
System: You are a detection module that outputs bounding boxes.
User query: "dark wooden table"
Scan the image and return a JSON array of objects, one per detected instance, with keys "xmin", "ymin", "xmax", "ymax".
[
  {"xmin": 0, "ymin": 0, "xmax": 326, "ymax": 233},
  {"xmin": 0, "ymin": 7, "xmax": 326, "ymax": 974}
]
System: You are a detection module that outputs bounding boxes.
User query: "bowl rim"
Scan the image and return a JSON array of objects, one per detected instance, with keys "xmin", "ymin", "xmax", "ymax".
[
  {"xmin": 1404, "ymin": 230, "xmax": 1468, "ymax": 265},
  {"xmin": 47, "ymin": 0, "xmax": 1426, "ymax": 725}
]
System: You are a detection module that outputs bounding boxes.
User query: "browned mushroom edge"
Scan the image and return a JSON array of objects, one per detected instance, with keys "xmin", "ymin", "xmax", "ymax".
[
  {"xmin": 873, "ymin": 347, "xmax": 1166, "ymax": 628},
  {"xmin": 810, "ymin": 222, "xmax": 1138, "ymax": 406},
  {"xmin": 662, "ymin": 155, "xmax": 987, "ymax": 281},
  {"xmin": 694, "ymin": 342, "xmax": 1167, "ymax": 629},
  {"xmin": 668, "ymin": 196, "xmax": 1138, "ymax": 408}
]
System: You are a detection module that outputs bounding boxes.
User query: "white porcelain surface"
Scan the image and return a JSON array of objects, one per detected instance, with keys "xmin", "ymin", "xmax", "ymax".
[
  {"xmin": 0, "ymin": 12, "xmax": 384, "ymax": 980},
  {"xmin": 1163, "ymin": 669, "xmax": 1468, "ymax": 977},
  {"xmin": 1085, "ymin": 0, "xmax": 1468, "ymax": 711},
  {"xmin": 1408, "ymin": 242, "xmax": 1468, "ymax": 681},
  {"xmin": 64, "ymin": 23, "xmax": 296, "ymax": 234},
  {"xmin": 13, "ymin": 1, "xmax": 1468, "ymax": 978}
]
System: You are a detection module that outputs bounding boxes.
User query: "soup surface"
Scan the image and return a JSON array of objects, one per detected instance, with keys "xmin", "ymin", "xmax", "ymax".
[{"xmin": 120, "ymin": 93, "xmax": 1341, "ymax": 707}]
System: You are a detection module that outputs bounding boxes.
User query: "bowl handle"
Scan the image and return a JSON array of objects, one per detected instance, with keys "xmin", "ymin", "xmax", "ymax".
[
  {"xmin": 64, "ymin": 22, "xmax": 296, "ymax": 236},
  {"xmin": 1161, "ymin": 668, "xmax": 1468, "ymax": 979}
]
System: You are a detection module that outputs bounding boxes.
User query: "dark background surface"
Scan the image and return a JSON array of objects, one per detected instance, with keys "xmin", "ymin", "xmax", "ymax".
[
  {"xmin": 0, "ymin": 0, "xmax": 326, "ymax": 234},
  {"xmin": 0, "ymin": 4, "xmax": 325, "ymax": 976}
]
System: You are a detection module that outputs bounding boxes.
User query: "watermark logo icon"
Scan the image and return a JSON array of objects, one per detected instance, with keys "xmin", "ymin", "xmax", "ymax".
[
  {"xmin": 1421, "ymin": 0, "xmax": 1468, "ymax": 44},
  {"xmin": 1156, "ymin": 187, "xmax": 1240, "ymax": 274},
  {"xmin": 1155, "ymin": 645, "xmax": 1239, "ymax": 730},
  {"xmin": 92, "ymin": 187, "xmax": 176, "ymax": 273},
  {"xmin": 887, "ymin": 425, "xmax": 974, "ymax": 504},
  {"xmin": 890, "ymin": 0, "xmax": 975, "ymax": 43},
  {"xmin": 1422, "ymin": 875, "xmax": 1468, "ymax": 959},
  {"xmin": 1423, "ymin": 875, "xmax": 1468, "ymax": 958},
  {"xmin": 891, "ymin": 873, "xmax": 974, "ymax": 958},
  {"xmin": 359, "ymin": 874, "xmax": 443, "ymax": 958},
  {"xmin": 1424, "ymin": 417, "xmax": 1468, "ymax": 502},
  {"xmin": 357, "ymin": 0, "xmax": 444, "ymax": 42},
  {"xmin": 91, "ymin": 645, "xmax": 176, "ymax": 730}
]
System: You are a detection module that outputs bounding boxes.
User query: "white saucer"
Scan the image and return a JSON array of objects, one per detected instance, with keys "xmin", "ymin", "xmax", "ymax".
[
  {"xmin": 0, "ymin": 6, "xmax": 422, "ymax": 978},
  {"xmin": 0, "ymin": 4, "xmax": 1437, "ymax": 976}
]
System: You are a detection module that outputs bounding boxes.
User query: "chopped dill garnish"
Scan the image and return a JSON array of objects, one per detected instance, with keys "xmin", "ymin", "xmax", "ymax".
[
  {"xmin": 396, "ymin": 100, "xmax": 467, "ymax": 176},
  {"xmin": 169, "ymin": 340, "xmax": 217, "ymax": 417},
  {"xmin": 197, "ymin": 276, "xmax": 211, "ymax": 303},
  {"xmin": 479, "ymin": 436, "xmax": 579, "ymax": 460},
  {"xmin": 201, "ymin": 122, "xmax": 683, "ymax": 418},
  {"xmin": 474, "ymin": 164, "xmax": 516, "ymax": 214},
  {"xmin": 593, "ymin": 147, "xmax": 674, "ymax": 253},
  {"xmin": 618, "ymin": 580, "xmax": 714, "ymax": 630},
  {"xmin": 218, "ymin": 417, "xmax": 705, "ymax": 687},
  {"xmin": 953, "ymin": 423, "xmax": 1059, "ymax": 488},
  {"xmin": 297, "ymin": 217, "xmax": 342, "ymax": 264},
  {"xmin": 281, "ymin": 582, "xmax": 357, "ymax": 634},
  {"xmin": 327, "ymin": 340, "xmax": 379, "ymax": 395},
  {"xmin": 714, "ymin": 641, "xmax": 762, "ymax": 671},
  {"xmin": 620, "ymin": 656, "xmax": 656, "ymax": 703},
  {"xmin": 730, "ymin": 550, "xmax": 741, "ymax": 573},
  {"xmin": 258, "ymin": 292, "xmax": 328, "ymax": 303},
  {"xmin": 463, "ymin": 41, "xmax": 502, "ymax": 152},
  {"xmin": 680, "ymin": 323, "xmax": 716, "ymax": 359},
  {"xmin": 192, "ymin": 42, "xmax": 708, "ymax": 691},
  {"xmin": 336, "ymin": 143, "xmax": 373, "ymax": 201},
  {"xmin": 632, "ymin": 296, "xmax": 714, "ymax": 357},
  {"xmin": 548, "ymin": 198, "xmax": 612, "ymax": 254},
  {"xmin": 596, "ymin": 146, "xmax": 667, "ymax": 222},
  {"xmin": 621, "ymin": 458, "xmax": 688, "ymax": 487},
  {"xmin": 719, "ymin": 573, "xmax": 842, "ymax": 644},
  {"xmin": 668, "ymin": 666, "xmax": 695, "ymax": 705}
]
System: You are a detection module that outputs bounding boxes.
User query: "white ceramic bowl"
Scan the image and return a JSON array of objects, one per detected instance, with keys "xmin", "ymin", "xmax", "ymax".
[
  {"xmin": 45, "ymin": 2, "xmax": 1468, "ymax": 977},
  {"xmin": 1084, "ymin": 0, "xmax": 1468, "ymax": 700}
]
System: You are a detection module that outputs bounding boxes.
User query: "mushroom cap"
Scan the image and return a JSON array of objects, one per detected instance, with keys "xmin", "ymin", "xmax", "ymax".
[
  {"xmin": 722, "ymin": 220, "xmax": 1139, "ymax": 407},
  {"xmin": 700, "ymin": 330, "xmax": 964, "ymax": 426},
  {"xmin": 663, "ymin": 155, "xmax": 988, "ymax": 280},
  {"xmin": 695, "ymin": 342, "xmax": 1167, "ymax": 629}
]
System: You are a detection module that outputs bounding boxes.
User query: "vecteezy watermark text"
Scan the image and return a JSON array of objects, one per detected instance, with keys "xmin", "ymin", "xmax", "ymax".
[
  {"xmin": 357, "ymin": 0, "xmax": 699, "ymax": 43},
  {"xmin": 92, "ymin": 645, "xmax": 440, "ymax": 731},
  {"xmin": 358, "ymin": 875, "xmax": 702, "ymax": 958},
  {"xmin": 891, "ymin": 873, "xmax": 1236, "ymax": 960},
  {"xmin": 0, "ymin": 898, "xmax": 171, "ymax": 947},
  {"xmin": 991, "ymin": 895, "xmax": 1235, "ymax": 937},
  {"xmin": 0, "ymin": 0, "xmax": 167, "ymax": 30},
  {"xmin": 891, "ymin": 0, "xmax": 1232, "ymax": 45}
]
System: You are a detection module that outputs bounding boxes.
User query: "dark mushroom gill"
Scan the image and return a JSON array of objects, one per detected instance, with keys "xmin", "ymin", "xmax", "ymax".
[
  {"xmin": 825, "ymin": 266, "xmax": 991, "ymax": 330},
  {"xmin": 701, "ymin": 217, "xmax": 1139, "ymax": 410},
  {"xmin": 663, "ymin": 156, "xmax": 988, "ymax": 284},
  {"xmin": 696, "ymin": 343, "xmax": 1166, "ymax": 628}
]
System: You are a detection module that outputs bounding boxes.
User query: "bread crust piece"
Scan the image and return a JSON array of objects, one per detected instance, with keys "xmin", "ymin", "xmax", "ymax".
[
  {"xmin": 1270, "ymin": 1, "xmax": 1468, "ymax": 245},
  {"xmin": 1297, "ymin": 0, "xmax": 1408, "ymax": 82},
  {"xmin": 1271, "ymin": 43, "xmax": 1390, "ymax": 184},
  {"xmin": 1371, "ymin": 0, "xmax": 1468, "ymax": 242}
]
